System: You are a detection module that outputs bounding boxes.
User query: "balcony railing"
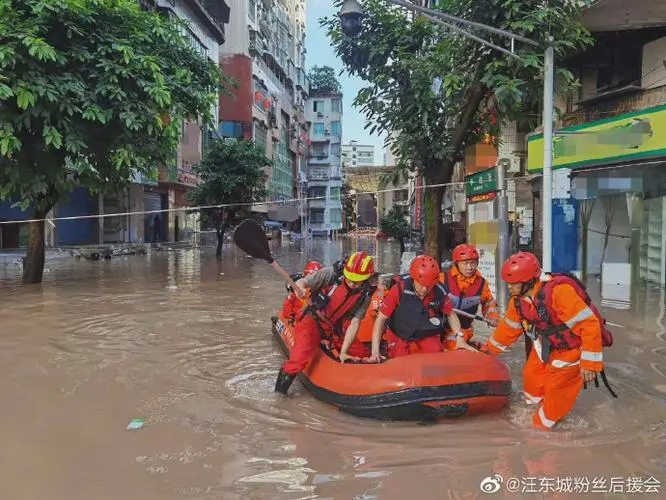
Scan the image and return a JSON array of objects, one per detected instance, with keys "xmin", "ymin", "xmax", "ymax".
[
  {"xmin": 308, "ymin": 169, "xmax": 329, "ymax": 181},
  {"xmin": 563, "ymin": 86, "xmax": 666, "ymax": 127}
]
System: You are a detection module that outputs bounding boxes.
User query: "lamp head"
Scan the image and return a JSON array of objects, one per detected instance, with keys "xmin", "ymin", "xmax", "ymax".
[{"xmin": 339, "ymin": 0, "xmax": 365, "ymax": 37}]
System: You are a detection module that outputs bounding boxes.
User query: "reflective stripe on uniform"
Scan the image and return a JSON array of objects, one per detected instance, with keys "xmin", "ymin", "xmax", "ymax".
[
  {"xmin": 525, "ymin": 392, "xmax": 543, "ymax": 405},
  {"xmin": 581, "ymin": 350, "xmax": 603, "ymax": 362},
  {"xmin": 503, "ymin": 317, "xmax": 521, "ymax": 329},
  {"xmin": 533, "ymin": 338, "xmax": 544, "ymax": 362},
  {"xmin": 563, "ymin": 306, "xmax": 594, "ymax": 329},
  {"xmin": 489, "ymin": 337, "xmax": 508, "ymax": 351},
  {"xmin": 550, "ymin": 358, "xmax": 580, "ymax": 369},
  {"xmin": 538, "ymin": 406, "xmax": 557, "ymax": 428}
]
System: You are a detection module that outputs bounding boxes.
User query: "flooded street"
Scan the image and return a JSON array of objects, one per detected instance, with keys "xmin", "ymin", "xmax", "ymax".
[{"xmin": 1, "ymin": 238, "xmax": 665, "ymax": 499}]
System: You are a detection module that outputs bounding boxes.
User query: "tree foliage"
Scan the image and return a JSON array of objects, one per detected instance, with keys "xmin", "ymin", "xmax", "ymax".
[
  {"xmin": 379, "ymin": 204, "xmax": 410, "ymax": 253},
  {"xmin": 187, "ymin": 139, "xmax": 269, "ymax": 257},
  {"xmin": 321, "ymin": 0, "xmax": 593, "ymax": 259},
  {"xmin": 0, "ymin": 0, "xmax": 230, "ymax": 283},
  {"xmin": 308, "ymin": 65, "xmax": 342, "ymax": 95},
  {"xmin": 341, "ymin": 181, "xmax": 355, "ymax": 231}
]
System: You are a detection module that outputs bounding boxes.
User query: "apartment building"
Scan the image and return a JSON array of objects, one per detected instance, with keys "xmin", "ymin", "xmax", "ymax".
[
  {"xmin": 525, "ymin": 2, "xmax": 666, "ymax": 288},
  {"xmin": 305, "ymin": 92, "xmax": 344, "ymax": 236},
  {"xmin": 342, "ymin": 141, "xmax": 376, "ymax": 168},
  {"xmin": 0, "ymin": 0, "xmax": 230, "ymax": 249},
  {"xmin": 218, "ymin": 0, "xmax": 310, "ymax": 224}
]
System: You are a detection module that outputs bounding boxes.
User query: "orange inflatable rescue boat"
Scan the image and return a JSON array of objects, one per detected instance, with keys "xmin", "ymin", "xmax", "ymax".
[{"xmin": 271, "ymin": 312, "xmax": 512, "ymax": 421}]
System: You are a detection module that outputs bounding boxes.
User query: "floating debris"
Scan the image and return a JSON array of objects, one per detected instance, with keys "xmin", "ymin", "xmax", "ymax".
[{"xmin": 126, "ymin": 418, "xmax": 145, "ymax": 430}]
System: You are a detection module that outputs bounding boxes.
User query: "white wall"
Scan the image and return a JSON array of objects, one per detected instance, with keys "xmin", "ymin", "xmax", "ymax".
[
  {"xmin": 220, "ymin": 0, "xmax": 249, "ymax": 56},
  {"xmin": 160, "ymin": 0, "xmax": 220, "ymax": 63},
  {"xmin": 306, "ymin": 95, "xmax": 343, "ymax": 126},
  {"xmin": 159, "ymin": 0, "xmax": 223, "ymax": 123},
  {"xmin": 578, "ymin": 195, "xmax": 632, "ymax": 275}
]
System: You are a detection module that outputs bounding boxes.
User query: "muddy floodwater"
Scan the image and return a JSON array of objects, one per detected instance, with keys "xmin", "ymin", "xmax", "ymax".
[{"xmin": 1, "ymin": 239, "xmax": 665, "ymax": 499}]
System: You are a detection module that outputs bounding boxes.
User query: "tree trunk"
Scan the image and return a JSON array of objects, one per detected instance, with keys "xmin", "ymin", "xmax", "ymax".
[
  {"xmin": 22, "ymin": 211, "xmax": 48, "ymax": 284},
  {"xmin": 423, "ymin": 184, "xmax": 445, "ymax": 260},
  {"xmin": 399, "ymin": 237, "xmax": 405, "ymax": 254}
]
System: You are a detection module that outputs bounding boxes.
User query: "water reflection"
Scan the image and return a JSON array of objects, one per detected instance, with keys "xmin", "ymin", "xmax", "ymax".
[{"xmin": 0, "ymin": 239, "xmax": 665, "ymax": 499}]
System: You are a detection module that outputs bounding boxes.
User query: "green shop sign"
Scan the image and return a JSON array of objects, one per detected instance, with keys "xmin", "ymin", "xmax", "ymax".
[{"xmin": 466, "ymin": 167, "xmax": 497, "ymax": 196}]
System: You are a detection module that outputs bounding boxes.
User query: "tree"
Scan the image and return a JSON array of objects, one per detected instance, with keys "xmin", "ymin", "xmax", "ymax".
[
  {"xmin": 379, "ymin": 205, "xmax": 410, "ymax": 253},
  {"xmin": 341, "ymin": 181, "xmax": 355, "ymax": 231},
  {"xmin": 322, "ymin": 0, "xmax": 592, "ymax": 260},
  {"xmin": 0, "ymin": 0, "xmax": 228, "ymax": 283},
  {"xmin": 187, "ymin": 139, "xmax": 269, "ymax": 257},
  {"xmin": 308, "ymin": 65, "xmax": 342, "ymax": 95}
]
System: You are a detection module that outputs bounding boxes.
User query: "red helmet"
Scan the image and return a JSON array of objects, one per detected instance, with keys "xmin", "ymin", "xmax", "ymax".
[
  {"xmin": 343, "ymin": 251, "xmax": 375, "ymax": 282},
  {"xmin": 501, "ymin": 251, "xmax": 541, "ymax": 284},
  {"xmin": 410, "ymin": 255, "xmax": 441, "ymax": 287},
  {"xmin": 303, "ymin": 260, "xmax": 322, "ymax": 276},
  {"xmin": 452, "ymin": 244, "xmax": 479, "ymax": 262}
]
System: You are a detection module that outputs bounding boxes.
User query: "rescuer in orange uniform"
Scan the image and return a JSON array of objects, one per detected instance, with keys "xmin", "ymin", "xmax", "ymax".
[
  {"xmin": 281, "ymin": 260, "xmax": 322, "ymax": 325},
  {"xmin": 440, "ymin": 244, "xmax": 500, "ymax": 350},
  {"xmin": 275, "ymin": 251, "xmax": 375, "ymax": 394},
  {"xmin": 367, "ymin": 255, "xmax": 475, "ymax": 362},
  {"xmin": 481, "ymin": 251, "xmax": 604, "ymax": 430}
]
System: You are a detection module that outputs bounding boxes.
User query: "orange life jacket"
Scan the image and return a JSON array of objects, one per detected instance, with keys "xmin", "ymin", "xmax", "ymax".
[
  {"xmin": 441, "ymin": 269, "xmax": 485, "ymax": 330},
  {"xmin": 515, "ymin": 272, "xmax": 613, "ymax": 361},
  {"xmin": 307, "ymin": 277, "xmax": 374, "ymax": 335}
]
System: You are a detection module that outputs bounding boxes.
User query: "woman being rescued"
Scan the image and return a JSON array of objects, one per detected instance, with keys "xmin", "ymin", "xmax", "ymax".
[
  {"xmin": 440, "ymin": 244, "xmax": 499, "ymax": 350},
  {"xmin": 336, "ymin": 273, "xmax": 392, "ymax": 360},
  {"xmin": 363, "ymin": 255, "xmax": 477, "ymax": 363}
]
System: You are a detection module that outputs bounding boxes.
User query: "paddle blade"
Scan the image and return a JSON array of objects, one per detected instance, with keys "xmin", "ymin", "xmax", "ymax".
[{"xmin": 233, "ymin": 219, "xmax": 274, "ymax": 262}]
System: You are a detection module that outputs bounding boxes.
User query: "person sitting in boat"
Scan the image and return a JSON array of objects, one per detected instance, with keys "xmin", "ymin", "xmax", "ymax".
[
  {"xmin": 440, "ymin": 244, "xmax": 500, "ymax": 350},
  {"xmin": 281, "ymin": 260, "xmax": 322, "ymax": 325},
  {"xmin": 367, "ymin": 255, "xmax": 476, "ymax": 363},
  {"xmin": 481, "ymin": 251, "xmax": 608, "ymax": 431},
  {"xmin": 334, "ymin": 272, "xmax": 386, "ymax": 361},
  {"xmin": 274, "ymin": 251, "xmax": 376, "ymax": 394}
]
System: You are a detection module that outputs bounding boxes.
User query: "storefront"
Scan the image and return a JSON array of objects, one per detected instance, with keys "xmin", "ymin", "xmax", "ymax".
[
  {"xmin": 143, "ymin": 185, "xmax": 167, "ymax": 243},
  {"xmin": 527, "ymin": 103, "xmax": 666, "ymax": 286}
]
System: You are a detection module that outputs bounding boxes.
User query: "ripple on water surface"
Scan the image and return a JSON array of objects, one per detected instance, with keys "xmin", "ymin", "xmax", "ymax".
[{"xmin": 1, "ymin": 245, "xmax": 665, "ymax": 500}]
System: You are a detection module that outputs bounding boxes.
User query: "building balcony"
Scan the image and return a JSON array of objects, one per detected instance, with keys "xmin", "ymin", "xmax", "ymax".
[
  {"xmin": 309, "ymin": 155, "xmax": 332, "ymax": 165},
  {"xmin": 195, "ymin": 0, "xmax": 229, "ymax": 44},
  {"xmin": 563, "ymin": 85, "xmax": 666, "ymax": 127},
  {"xmin": 308, "ymin": 168, "xmax": 329, "ymax": 181},
  {"xmin": 249, "ymin": 30, "xmax": 266, "ymax": 57},
  {"xmin": 308, "ymin": 198, "xmax": 327, "ymax": 208},
  {"xmin": 296, "ymin": 68, "xmax": 311, "ymax": 94}
]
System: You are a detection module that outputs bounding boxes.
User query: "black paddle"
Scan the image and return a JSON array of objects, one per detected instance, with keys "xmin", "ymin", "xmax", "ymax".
[{"xmin": 233, "ymin": 219, "xmax": 302, "ymax": 294}]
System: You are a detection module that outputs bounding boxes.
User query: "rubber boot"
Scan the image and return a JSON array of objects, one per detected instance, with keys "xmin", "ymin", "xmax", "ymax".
[{"xmin": 274, "ymin": 368, "xmax": 296, "ymax": 395}]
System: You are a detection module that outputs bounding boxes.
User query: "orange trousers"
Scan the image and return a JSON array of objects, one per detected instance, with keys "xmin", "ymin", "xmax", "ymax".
[
  {"xmin": 384, "ymin": 329, "xmax": 443, "ymax": 358},
  {"xmin": 523, "ymin": 347, "xmax": 583, "ymax": 430}
]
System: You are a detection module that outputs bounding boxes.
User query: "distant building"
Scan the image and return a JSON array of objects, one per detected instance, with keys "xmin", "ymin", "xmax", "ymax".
[
  {"xmin": 305, "ymin": 92, "xmax": 344, "ymax": 236},
  {"xmin": 218, "ymin": 0, "xmax": 310, "ymax": 224},
  {"xmin": 342, "ymin": 141, "xmax": 375, "ymax": 168}
]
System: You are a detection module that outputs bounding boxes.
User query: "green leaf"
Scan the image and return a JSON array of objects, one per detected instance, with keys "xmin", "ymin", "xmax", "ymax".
[
  {"xmin": 43, "ymin": 125, "xmax": 63, "ymax": 149},
  {"xmin": 0, "ymin": 83, "xmax": 13, "ymax": 99},
  {"xmin": 15, "ymin": 87, "xmax": 35, "ymax": 109}
]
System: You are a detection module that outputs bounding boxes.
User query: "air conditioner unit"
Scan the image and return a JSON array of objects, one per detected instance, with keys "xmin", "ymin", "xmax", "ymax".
[
  {"xmin": 507, "ymin": 156, "xmax": 522, "ymax": 174},
  {"xmin": 498, "ymin": 156, "xmax": 522, "ymax": 175}
]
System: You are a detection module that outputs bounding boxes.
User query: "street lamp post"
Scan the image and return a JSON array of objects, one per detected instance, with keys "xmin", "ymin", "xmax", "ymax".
[{"xmin": 338, "ymin": 0, "xmax": 555, "ymax": 275}]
